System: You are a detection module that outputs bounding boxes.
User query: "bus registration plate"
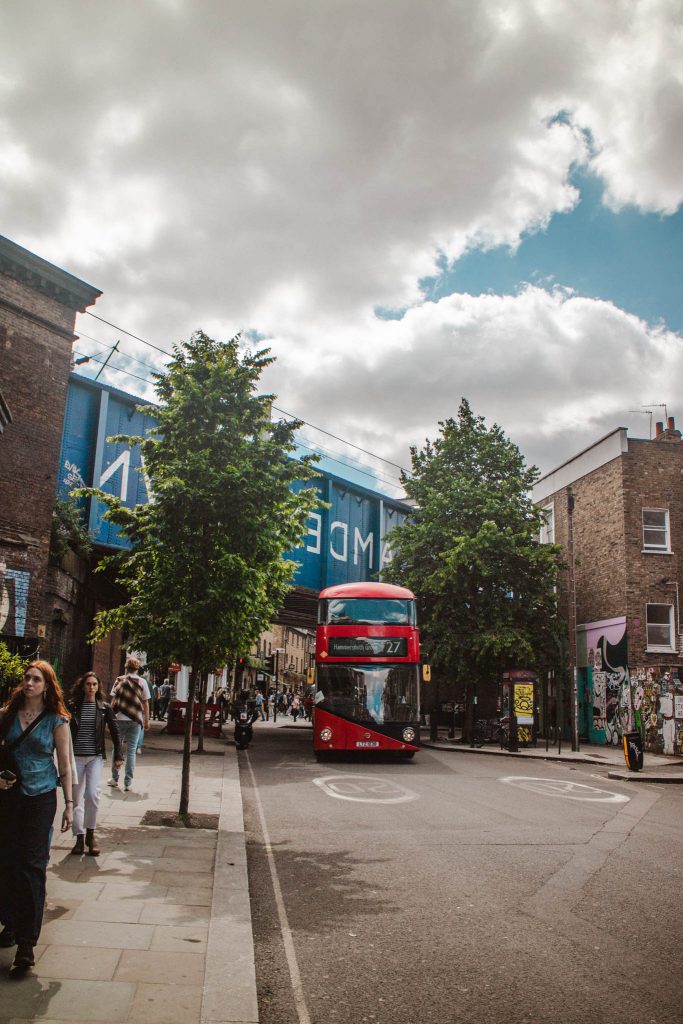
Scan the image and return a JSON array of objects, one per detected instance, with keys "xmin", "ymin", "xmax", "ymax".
[{"xmin": 355, "ymin": 740, "xmax": 380, "ymax": 747}]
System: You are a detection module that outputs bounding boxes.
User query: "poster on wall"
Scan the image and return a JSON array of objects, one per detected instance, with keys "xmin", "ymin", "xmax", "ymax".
[{"xmin": 513, "ymin": 684, "xmax": 534, "ymax": 725}]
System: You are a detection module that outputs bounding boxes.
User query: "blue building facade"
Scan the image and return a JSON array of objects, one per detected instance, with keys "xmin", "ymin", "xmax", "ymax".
[{"xmin": 57, "ymin": 375, "xmax": 410, "ymax": 590}]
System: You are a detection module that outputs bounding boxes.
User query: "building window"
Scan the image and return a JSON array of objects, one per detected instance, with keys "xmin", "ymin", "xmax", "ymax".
[
  {"xmin": 642, "ymin": 509, "xmax": 670, "ymax": 552},
  {"xmin": 539, "ymin": 504, "xmax": 554, "ymax": 544},
  {"xmin": 646, "ymin": 603, "xmax": 675, "ymax": 650}
]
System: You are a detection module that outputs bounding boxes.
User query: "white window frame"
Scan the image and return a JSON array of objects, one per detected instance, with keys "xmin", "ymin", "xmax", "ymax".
[
  {"xmin": 539, "ymin": 503, "xmax": 555, "ymax": 545},
  {"xmin": 642, "ymin": 508, "xmax": 671, "ymax": 553},
  {"xmin": 646, "ymin": 603, "xmax": 675, "ymax": 652}
]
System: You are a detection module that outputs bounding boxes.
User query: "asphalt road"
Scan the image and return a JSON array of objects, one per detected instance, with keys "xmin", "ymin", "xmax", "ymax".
[{"xmin": 241, "ymin": 725, "xmax": 683, "ymax": 1024}]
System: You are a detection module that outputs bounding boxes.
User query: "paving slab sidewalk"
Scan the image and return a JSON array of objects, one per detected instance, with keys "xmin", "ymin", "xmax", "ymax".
[
  {"xmin": 0, "ymin": 721, "xmax": 258, "ymax": 1024},
  {"xmin": 421, "ymin": 728, "xmax": 683, "ymax": 781}
]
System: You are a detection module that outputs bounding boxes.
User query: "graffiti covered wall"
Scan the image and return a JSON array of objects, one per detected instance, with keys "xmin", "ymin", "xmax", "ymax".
[
  {"xmin": 631, "ymin": 666, "xmax": 683, "ymax": 756},
  {"xmin": 578, "ymin": 617, "xmax": 634, "ymax": 746},
  {"xmin": 578, "ymin": 617, "xmax": 683, "ymax": 753},
  {"xmin": 0, "ymin": 569, "xmax": 31, "ymax": 638}
]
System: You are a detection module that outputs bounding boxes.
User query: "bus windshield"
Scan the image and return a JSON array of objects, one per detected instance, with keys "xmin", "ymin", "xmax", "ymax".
[
  {"xmin": 316, "ymin": 664, "xmax": 419, "ymax": 724},
  {"xmin": 319, "ymin": 597, "xmax": 416, "ymax": 626}
]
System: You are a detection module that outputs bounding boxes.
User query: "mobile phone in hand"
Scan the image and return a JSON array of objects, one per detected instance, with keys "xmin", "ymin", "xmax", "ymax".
[{"xmin": 0, "ymin": 769, "xmax": 17, "ymax": 781}]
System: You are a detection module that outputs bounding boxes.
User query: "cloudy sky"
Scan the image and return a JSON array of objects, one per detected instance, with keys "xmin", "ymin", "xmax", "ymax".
[{"xmin": 2, "ymin": 0, "xmax": 682, "ymax": 495}]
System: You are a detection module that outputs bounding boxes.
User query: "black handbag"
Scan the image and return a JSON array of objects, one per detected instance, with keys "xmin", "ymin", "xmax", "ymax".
[{"xmin": 0, "ymin": 708, "xmax": 49, "ymax": 786}]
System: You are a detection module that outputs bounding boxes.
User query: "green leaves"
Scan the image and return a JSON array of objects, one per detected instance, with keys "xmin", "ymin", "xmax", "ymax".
[
  {"xmin": 85, "ymin": 330, "xmax": 319, "ymax": 673},
  {"xmin": 385, "ymin": 398, "xmax": 563, "ymax": 688}
]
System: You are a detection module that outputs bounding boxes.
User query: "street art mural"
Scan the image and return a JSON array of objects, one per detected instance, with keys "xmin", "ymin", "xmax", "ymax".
[
  {"xmin": 579, "ymin": 617, "xmax": 633, "ymax": 746},
  {"xmin": 631, "ymin": 667, "xmax": 683, "ymax": 756},
  {"xmin": 579, "ymin": 617, "xmax": 683, "ymax": 753},
  {"xmin": 0, "ymin": 568, "xmax": 31, "ymax": 638}
]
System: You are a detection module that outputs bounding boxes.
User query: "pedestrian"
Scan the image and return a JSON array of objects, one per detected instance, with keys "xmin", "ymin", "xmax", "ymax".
[
  {"xmin": 157, "ymin": 678, "xmax": 171, "ymax": 720},
  {"xmin": 255, "ymin": 690, "xmax": 265, "ymax": 721},
  {"xmin": 68, "ymin": 671, "xmax": 123, "ymax": 856},
  {"xmin": 107, "ymin": 656, "xmax": 150, "ymax": 793},
  {"xmin": 304, "ymin": 692, "xmax": 314, "ymax": 721},
  {"xmin": 291, "ymin": 694, "xmax": 301, "ymax": 721},
  {"xmin": 0, "ymin": 660, "xmax": 74, "ymax": 971},
  {"xmin": 217, "ymin": 689, "xmax": 228, "ymax": 723},
  {"xmin": 151, "ymin": 681, "xmax": 160, "ymax": 720}
]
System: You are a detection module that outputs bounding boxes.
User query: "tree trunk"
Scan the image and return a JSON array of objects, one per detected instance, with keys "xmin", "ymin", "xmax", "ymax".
[
  {"xmin": 463, "ymin": 683, "xmax": 473, "ymax": 744},
  {"xmin": 195, "ymin": 671, "xmax": 208, "ymax": 754},
  {"xmin": 179, "ymin": 654, "xmax": 201, "ymax": 816}
]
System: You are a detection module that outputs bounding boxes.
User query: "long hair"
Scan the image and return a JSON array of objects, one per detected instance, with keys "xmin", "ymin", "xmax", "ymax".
[
  {"xmin": 71, "ymin": 671, "xmax": 105, "ymax": 704},
  {"xmin": 1, "ymin": 660, "xmax": 71, "ymax": 730}
]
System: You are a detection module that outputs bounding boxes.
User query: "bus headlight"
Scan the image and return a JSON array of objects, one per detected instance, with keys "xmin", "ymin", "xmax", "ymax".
[
  {"xmin": 402, "ymin": 727, "xmax": 416, "ymax": 743},
  {"xmin": 320, "ymin": 727, "xmax": 333, "ymax": 742}
]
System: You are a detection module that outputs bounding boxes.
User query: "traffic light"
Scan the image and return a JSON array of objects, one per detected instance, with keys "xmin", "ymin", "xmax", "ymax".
[{"xmin": 264, "ymin": 654, "xmax": 275, "ymax": 676}]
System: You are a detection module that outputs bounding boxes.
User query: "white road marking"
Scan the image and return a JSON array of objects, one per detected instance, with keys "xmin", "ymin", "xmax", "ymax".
[
  {"xmin": 501, "ymin": 776, "xmax": 630, "ymax": 803},
  {"xmin": 245, "ymin": 752, "xmax": 312, "ymax": 1024},
  {"xmin": 313, "ymin": 774, "xmax": 418, "ymax": 803}
]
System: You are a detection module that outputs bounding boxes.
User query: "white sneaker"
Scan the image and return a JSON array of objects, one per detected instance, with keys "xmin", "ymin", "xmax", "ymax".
[
  {"xmin": 124, "ymin": 785, "xmax": 132, "ymax": 792},
  {"xmin": 107, "ymin": 778, "xmax": 118, "ymax": 788}
]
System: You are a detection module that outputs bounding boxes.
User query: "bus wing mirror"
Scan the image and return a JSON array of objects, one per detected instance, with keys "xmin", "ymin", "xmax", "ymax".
[{"xmin": 422, "ymin": 664, "xmax": 431, "ymax": 682}]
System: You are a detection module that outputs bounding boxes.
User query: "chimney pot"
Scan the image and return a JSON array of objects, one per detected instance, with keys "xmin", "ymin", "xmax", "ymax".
[
  {"xmin": 656, "ymin": 421, "xmax": 664, "ymax": 436},
  {"xmin": 668, "ymin": 416, "xmax": 675, "ymax": 431}
]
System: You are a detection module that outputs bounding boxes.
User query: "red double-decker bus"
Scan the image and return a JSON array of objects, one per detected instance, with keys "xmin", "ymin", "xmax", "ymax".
[{"xmin": 314, "ymin": 581, "xmax": 421, "ymax": 757}]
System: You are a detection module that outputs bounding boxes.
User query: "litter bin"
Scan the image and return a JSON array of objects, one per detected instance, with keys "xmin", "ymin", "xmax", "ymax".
[{"xmin": 622, "ymin": 731, "xmax": 643, "ymax": 772}]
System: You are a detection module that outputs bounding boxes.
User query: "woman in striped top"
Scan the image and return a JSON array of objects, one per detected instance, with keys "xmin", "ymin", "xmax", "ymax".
[{"xmin": 67, "ymin": 672, "xmax": 123, "ymax": 856}]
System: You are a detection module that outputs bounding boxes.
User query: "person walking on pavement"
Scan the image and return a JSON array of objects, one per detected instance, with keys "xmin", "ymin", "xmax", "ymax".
[
  {"xmin": 108, "ymin": 657, "xmax": 150, "ymax": 793},
  {"xmin": 151, "ymin": 680, "xmax": 160, "ymax": 720},
  {"xmin": 68, "ymin": 671, "xmax": 123, "ymax": 856},
  {"xmin": 255, "ymin": 690, "xmax": 265, "ymax": 721},
  {"xmin": 157, "ymin": 678, "xmax": 171, "ymax": 721},
  {"xmin": 291, "ymin": 694, "xmax": 301, "ymax": 722},
  {"xmin": 0, "ymin": 661, "xmax": 73, "ymax": 972}
]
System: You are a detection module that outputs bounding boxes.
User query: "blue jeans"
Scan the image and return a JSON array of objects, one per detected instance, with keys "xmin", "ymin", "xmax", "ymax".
[{"xmin": 111, "ymin": 719, "xmax": 141, "ymax": 788}]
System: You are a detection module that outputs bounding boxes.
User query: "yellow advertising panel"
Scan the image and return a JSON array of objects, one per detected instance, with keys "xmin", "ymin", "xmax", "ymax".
[{"xmin": 513, "ymin": 683, "xmax": 534, "ymax": 725}]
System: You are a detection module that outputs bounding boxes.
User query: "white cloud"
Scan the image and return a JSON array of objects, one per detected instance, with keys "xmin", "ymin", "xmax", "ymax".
[
  {"xmin": 0, "ymin": 0, "xmax": 680, "ymax": 485},
  {"xmin": 263, "ymin": 286, "xmax": 683, "ymax": 476}
]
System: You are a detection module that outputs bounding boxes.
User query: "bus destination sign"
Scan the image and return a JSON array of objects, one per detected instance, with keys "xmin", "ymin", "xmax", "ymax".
[{"xmin": 328, "ymin": 637, "xmax": 408, "ymax": 658}]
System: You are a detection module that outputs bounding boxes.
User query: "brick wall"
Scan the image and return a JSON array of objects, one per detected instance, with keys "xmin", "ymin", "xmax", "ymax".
[
  {"xmin": 622, "ymin": 438, "xmax": 683, "ymax": 664},
  {"xmin": 540, "ymin": 455, "xmax": 627, "ymax": 633},
  {"xmin": 0, "ymin": 317, "xmax": 73, "ymax": 642},
  {"xmin": 537, "ymin": 435, "xmax": 683, "ymax": 671},
  {"xmin": 0, "ymin": 235, "xmax": 100, "ymax": 658}
]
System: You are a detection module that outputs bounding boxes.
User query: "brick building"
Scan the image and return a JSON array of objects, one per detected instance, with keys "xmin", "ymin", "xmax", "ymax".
[
  {"xmin": 0, "ymin": 234, "xmax": 101, "ymax": 666},
  {"xmin": 533, "ymin": 420, "xmax": 683, "ymax": 754}
]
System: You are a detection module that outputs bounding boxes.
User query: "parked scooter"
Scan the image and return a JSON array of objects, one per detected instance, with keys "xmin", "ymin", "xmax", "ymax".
[{"xmin": 234, "ymin": 692, "xmax": 259, "ymax": 750}]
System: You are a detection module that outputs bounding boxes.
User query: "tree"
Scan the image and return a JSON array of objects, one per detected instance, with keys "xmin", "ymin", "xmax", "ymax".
[
  {"xmin": 384, "ymin": 399, "xmax": 563, "ymax": 737},
  {"xmin": 50, "ymin": 496, "xmax": 93, "ymax": 565},
  {"xmin": 0, "ymin": 642, "xmax": 26, "ymax": 703},
  {"xmin": 85, "ymin": 331, "xmax": 319, "ymax": 814}
]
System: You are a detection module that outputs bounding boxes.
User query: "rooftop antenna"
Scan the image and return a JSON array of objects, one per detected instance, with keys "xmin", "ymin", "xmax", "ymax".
[
  {"xmin": 629, "ymin": 408, "xmax": 653, "ymax": 438},
  {"xmin": 640, "ymin": 403, "xmax": 669, "ymax": 439}
]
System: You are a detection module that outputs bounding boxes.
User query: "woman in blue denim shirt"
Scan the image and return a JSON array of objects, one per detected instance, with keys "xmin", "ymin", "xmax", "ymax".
[{"xmin": 0, "ymin": 660, "xmax": 73, "ymax": 972}]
